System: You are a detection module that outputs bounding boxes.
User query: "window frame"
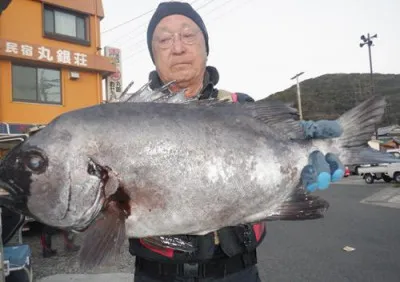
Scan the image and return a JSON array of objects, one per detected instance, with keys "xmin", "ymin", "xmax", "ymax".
[
  {"xmin": 11, "ymin": 63, "xmax": 63, "ymax": 105},
  {"xmin": 42, "ymin": 3, "xmax": 91, "ymax": 46}
]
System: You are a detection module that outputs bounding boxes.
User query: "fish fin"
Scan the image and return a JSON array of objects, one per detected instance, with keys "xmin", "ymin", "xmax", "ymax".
[
  {"xmin": 88, "ymin": 158, "xmax": 120, "ymax": 198},
  {"xmin": 124, "ymin": 80, "xmax": 175, "ymax": 103},
  {"xmin": 78, "ymin": 201, "xmax": 126, "ymax": 270},
  {"xmin": 82, "ymin": 159, "xmax": 129, "ymax": 270},
  {"xmin": 265, "ymin": 187, "xmax": 330, "ymax": 221},
  {"xmin": 141, "ymin": 236, "xmax": 196, "ymax": 253},
  {"xmin": 103, "ymin": 167, "xmax": 120, "ymax": 198},
  {"xmin": 245, "ymin": 98, "xmax": 305, "ymax": 140},
  {"xmin": 164, "ymin": 89, "xmax": 189, "ymax": 104},
  {"xmin": 123, "ymin": 81, "xmax": 153, "ymax": 102},
  {"xmin": 191, "ymin": 98, "xmax": 233, "ymax": 106},
  {"xmin": 326, "ymin": 95, "xmax": 400, "ymax": 165}
]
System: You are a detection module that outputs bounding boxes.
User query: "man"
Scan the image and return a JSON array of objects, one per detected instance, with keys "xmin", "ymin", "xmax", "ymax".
[
  {"xmin": 41, "ymin": 225, "xmax": 80, "ymax": 258},
  {"xmin": 129, "ymin": 2, "xmax": 344, "ymax": 281}
]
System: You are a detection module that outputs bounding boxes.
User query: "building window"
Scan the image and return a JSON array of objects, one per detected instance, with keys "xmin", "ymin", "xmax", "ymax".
[
  {"xmin": 12, "ymin": 65, "xmax": 62, "ymax": 105},
  {"xmin": 43, "ymin": 5, "xmax": 89, "ymax": 45}
]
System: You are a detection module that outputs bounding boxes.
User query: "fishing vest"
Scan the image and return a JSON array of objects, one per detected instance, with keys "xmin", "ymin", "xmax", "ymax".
[{"xmin": 128, "ymin": 89, "xmax": 267, "ymax": 263}]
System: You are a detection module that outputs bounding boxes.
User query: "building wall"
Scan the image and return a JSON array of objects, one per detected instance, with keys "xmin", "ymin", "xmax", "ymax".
[
  {"xmin": 0, "ymin": 0, "xmax": 101, "ymax": 55},
  {"xmin": 0, "ymin": 61, "xmax": 101, "ymax": 124},
  {"xmin": 0, "ymin": 0, "xmax": 115, "ymax": 126}
]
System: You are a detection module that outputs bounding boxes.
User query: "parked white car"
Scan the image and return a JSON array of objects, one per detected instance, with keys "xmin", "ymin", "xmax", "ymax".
[{"xmin": 358, "ymin": 163, "xmax": 400, "ymax": 184}]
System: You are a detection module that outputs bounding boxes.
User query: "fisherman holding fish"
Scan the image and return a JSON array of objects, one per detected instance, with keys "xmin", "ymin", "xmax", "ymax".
[
  {"xmin": 2, "ymin": 1, "xmax": 393, "ymax": 282},
  {"xmin": 129, "ymin": 2, "xmax": 345, "ymax": 281}
]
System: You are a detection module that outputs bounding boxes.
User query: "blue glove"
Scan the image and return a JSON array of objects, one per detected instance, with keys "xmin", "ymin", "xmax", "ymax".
[
  {"xmin": 300, "ymin": 120, "xmax": 343, "ymax": 139},
  {"xmin": 299, "ymin": 120, "xmax": 345, "ymax": 192}
]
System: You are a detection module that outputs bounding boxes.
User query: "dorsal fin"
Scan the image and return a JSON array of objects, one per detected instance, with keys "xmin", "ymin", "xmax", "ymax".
[
  {"xmin": 245, "ymin": 98, "xmax": 305, "ymax": 140},
  {"xmin": 112, "ymin": 80, "xmax": 177, "ymax": 103}
]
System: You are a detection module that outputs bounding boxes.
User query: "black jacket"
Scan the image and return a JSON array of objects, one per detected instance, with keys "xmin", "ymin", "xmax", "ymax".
[{"xmin": 148, "ymin": 66, "xmax": 255, "ymax": 104}]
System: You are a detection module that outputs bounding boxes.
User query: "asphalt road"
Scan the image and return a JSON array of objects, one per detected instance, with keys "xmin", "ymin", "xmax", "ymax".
[
  {"xmin": 256, "ymin": 178, "xmax": 400, "ymax": 282},
  {"xmin": 13, "ymin": 176, "xmax": 400, "ymax": 282}
]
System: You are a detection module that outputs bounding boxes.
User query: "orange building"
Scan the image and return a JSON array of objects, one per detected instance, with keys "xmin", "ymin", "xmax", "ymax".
[{"xmin": 0, "ymin": 0, "xmax": 116, "ymax": 134}]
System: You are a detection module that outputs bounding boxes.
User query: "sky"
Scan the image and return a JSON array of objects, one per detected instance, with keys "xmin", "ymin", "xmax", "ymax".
[{"xmin": 99, "ymin": 0, "xmax": 400, "ymax": 101}]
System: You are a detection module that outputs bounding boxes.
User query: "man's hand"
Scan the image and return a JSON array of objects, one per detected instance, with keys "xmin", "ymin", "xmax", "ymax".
[
  {"xmin": 300, "ymin": 120, "xmax": 343, "ymax": 139},
  {"xmin": 299, "ymin": 120, "xmax": 345, "ymax": 192}
]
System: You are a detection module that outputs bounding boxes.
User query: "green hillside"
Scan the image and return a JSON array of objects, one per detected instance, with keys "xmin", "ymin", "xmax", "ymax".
[{"xmin": 266, "ymin": 73, "xmax": 400, "ymax": 126}]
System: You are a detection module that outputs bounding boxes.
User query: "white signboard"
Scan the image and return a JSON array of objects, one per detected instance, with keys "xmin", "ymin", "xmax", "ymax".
[
  {"xmin": 4, "ymin": 40, "xmax": 88, "ymax": 67},
  {"xmin": 104, "ymin": 46, "xmax": 123, "ymax": 101}
]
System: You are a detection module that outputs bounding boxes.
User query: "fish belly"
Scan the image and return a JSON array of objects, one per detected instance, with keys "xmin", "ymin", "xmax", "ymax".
[{"xmin": 123, "ymin": 143, "xmax": 308, "ymax": 238}]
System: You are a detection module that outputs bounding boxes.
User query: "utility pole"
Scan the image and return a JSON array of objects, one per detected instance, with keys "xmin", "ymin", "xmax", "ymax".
[
  {"xmin": 360, "ymin": 33, "xmax": 378, "ymax": 139},
  {"xmin": 291, "ymin": 71, "xmax": 305, "ymax": 120},
  {"xmin": 359, "ymin": 33, "xmax": 377, "ymax": 96}
]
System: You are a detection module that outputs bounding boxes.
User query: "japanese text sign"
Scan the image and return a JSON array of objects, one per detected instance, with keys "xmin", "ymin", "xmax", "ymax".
[
  {"xmin": 104, "ymin": 46, "xmax": 123, "ymax": 101},
  {"xmin": 1, "ymin": 39, "xmax": 89, "ymax": 67}
]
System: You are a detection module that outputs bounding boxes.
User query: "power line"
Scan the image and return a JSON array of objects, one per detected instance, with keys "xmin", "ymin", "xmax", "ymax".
[
  {"xmin": 111, "ymin": 21, "xmax": 148, "ymax": 46},
  {"xmin": 195, "ymin": 0, "xmax": 215, "ymax": 10},
  {"xmin": 102, "ymin": 0, "xmax": 203, "ymax": 35},
  {"xmin": 117, "ymin": 0, "xmax": 215, "ymax": 46},
  {"xmin": 124, "ymin": 46, "xmax": 148, "ymax": 61},
  {"xmin": 101, "ymin": 8, "xmax": 154, "ymax": 34},
  {"xmin": 206, "ymin": 0, "xmax": 249, "ymax": 23},
  {"xmin": 120, "ymin": 0, "xmax": 249, "ymax": 64},
  {"xmin": 117, "ymin": 0, "xmax": 215, "ymax": 47},
  {"xmin": 190, "ymin": 0, "xmax": 205, "ymax": 6},
  {"xmin": 121, "ymin": 37, "xmax": 146, "ymax": 50},
  {"xmin": 102, "ymin": 0, "xmax": 204, "ymax": 47}
]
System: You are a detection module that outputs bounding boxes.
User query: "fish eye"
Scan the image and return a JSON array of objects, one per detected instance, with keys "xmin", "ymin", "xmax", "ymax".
[{"xmin": 23, "ymin": 150, "xmax": 48, "ymax": 174}]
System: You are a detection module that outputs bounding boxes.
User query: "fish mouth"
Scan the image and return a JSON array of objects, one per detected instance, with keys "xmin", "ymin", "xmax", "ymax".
[
  {"xmin": 0, "ymin": 175, "xmax": 104, "ymax": 233},
  {"xmin": 71, "ymin": 181, "xmax": 105, "ymax": 233}
]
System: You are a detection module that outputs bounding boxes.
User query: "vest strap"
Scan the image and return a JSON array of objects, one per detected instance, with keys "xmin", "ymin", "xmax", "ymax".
[{"xmin": 216, "ymin": 89, "xmax": 237, "ymax": 102}]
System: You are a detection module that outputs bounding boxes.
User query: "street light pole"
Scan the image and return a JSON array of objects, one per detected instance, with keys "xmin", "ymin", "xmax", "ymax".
[
  {"xmin": 291, "ymin": 71, "xmax": 305, "ymax": 120},
  {"xmin": 360, "ymin": 33, "xmax": 377, "ymax": 95}
]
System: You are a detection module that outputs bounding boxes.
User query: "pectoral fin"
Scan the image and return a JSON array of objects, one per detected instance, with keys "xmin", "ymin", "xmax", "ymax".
[
  {"xmin": 78, "ymin": 201, "xmax": 126, "ymax": 270},
  {"xmin": 265, "ymin": 186, "xmax": 330, "ymax": 221}
]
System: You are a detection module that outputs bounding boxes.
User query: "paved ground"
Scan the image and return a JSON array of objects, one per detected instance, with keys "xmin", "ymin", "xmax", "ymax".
[
  {"xmin": 37, "ymin": 273, "xmax": 134, "ymax": 282},
  {"xmin": 7, "ymin": 176, "xmax": 400, "ymax": 282},
  {"xmin": 18, "ymin": 230, "xmax": 135, "ymax": 281},
  {"xmin": 256, "ymin": 176, "xmax": 400, "ymax": 281}
]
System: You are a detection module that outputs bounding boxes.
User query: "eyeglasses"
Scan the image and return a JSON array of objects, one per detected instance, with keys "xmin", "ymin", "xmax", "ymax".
[{"xmin": 153, "ymin": 29, "xmax": 201, "ymax": 49}]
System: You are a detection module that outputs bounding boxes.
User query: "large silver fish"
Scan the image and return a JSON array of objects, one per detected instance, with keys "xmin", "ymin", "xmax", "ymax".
[{"xmin": 0, "ymin": 84, "xmax": 397, "ymax": 269}]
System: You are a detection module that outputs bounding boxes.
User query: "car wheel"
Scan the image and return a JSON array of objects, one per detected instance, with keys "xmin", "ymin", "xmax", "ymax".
[
  {"xmin": 394, "ymin": 172, "xmax": 400, "ymax": 183},
  {"xmin": 364, "ymin": 174, "xmax": 374, "ymax": 184}
]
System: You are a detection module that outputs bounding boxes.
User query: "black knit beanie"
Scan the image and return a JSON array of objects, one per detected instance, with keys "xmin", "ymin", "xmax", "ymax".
[{"xmin": 147, "ymin": 1, "xmax": 209, "ymax": 63}]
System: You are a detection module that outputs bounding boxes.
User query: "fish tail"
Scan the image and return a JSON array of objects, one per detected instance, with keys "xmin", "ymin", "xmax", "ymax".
[
  {"xmin": 265, "ymin": 95, "xmax": 398, "ymax": 221},
  {"xmin": 321, "ymin": 95, "xmax": 400, "ymax": 166}
]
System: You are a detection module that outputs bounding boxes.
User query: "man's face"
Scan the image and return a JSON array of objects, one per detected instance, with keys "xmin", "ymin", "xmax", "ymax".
[{"xmin": 152, "ymin": 15, "xmax": 207, "ymax": 88}]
